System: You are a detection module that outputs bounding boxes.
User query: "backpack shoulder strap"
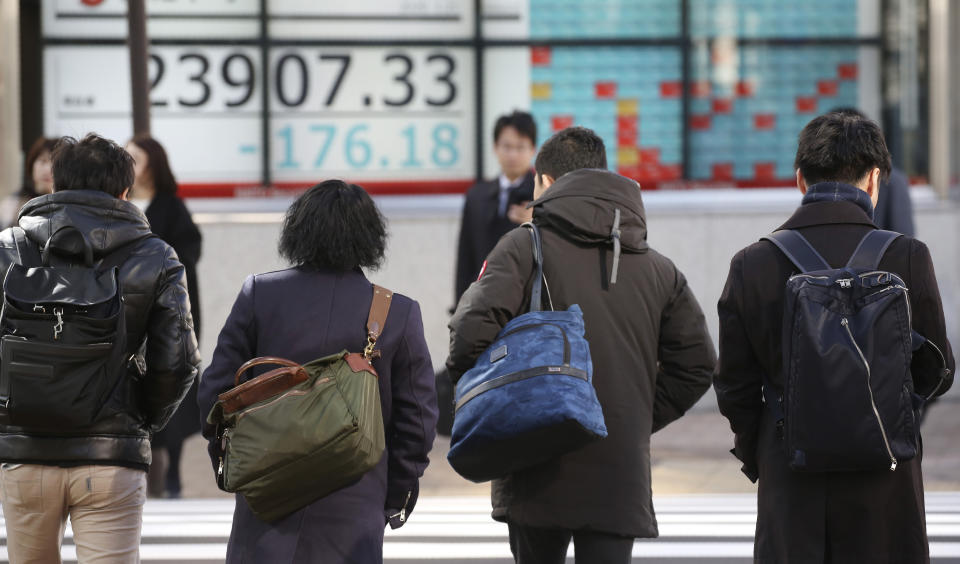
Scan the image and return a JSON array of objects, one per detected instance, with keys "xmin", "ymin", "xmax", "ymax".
[
  {"xmin": 845, "ymin": 230, "xmax": 902, "ymax": 271},
  {"xmin": 761, "ymin": 230, "xmax": 831, "ymax": 273},
  {"xmin": 12, "ymin": 227, "xmax": 41, "ymax": 268},
  {"xmin": 364, "ymin": 285, "xmax": 393, "ymax": 360}
]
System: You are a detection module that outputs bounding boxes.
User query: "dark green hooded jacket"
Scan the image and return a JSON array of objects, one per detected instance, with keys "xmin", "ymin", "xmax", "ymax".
[{"xmin": 447, "ymin": 168, "xmax": 716, "ymax": 537}]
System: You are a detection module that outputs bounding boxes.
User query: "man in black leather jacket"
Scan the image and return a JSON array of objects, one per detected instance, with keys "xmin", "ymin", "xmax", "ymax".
[{"xmin": 0, "ymin": 134, "xmax": 200, "ymax": 562}]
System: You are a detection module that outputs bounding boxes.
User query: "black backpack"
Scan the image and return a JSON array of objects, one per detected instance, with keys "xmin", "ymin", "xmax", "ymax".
[
  {"xmin": 763, "ymin": 229, "xmax": 949, "ymax": 472},
  {"xmin": 0, "ymin": 226, "xmax": 144, "ymax": 430}
]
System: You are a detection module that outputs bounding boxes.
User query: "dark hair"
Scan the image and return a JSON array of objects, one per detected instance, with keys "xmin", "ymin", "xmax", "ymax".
[
  {"xmin": 21, "ymin": 137, "xmax": 59, "ymax": 197},
  {"xmin": 795, "ymin": 111, "xmax": 891, "ymax": 186},
  {"xmin": 494, "ymin": 110, "xmax": 537, "ymax": 146},
  {"xmin": 279, "ymin": 180, "xmax": 387, "ymax": 272},
  {"xmin": 830, "ymin": 106, "xmax": 867, "ymax": 119},
  {"xmin": 534, "ymin": 126, "xmax": 607, "ymax": 181},
  {"xmin": 51, "ymin": 134, "xmax": 134, "ymax": 197},
  {"xmin": 129, "ymin": 135, "xmax": 178, "ymax": 195}
]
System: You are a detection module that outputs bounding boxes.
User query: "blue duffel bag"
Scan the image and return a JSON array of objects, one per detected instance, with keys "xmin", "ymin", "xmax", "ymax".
[{"xmin": 447, "ymin": 223, "xmax": 608, "ymax": 483}]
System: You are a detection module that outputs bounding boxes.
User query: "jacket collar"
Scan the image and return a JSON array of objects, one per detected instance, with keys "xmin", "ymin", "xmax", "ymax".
[
  {"xmin": 18, "ymin": 190, "xmax": 153, "ymax": 256},
  {"xmin": 778, "ymin": 200, "xmax": 878, "ymax": 231},
  {"xmin": 801, "ymin": 181, "xmax": 875, "ymax": 219}
]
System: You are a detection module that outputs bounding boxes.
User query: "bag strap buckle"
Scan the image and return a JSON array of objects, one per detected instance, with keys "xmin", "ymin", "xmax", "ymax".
[
  {"xmin": 364, "ymin": 286, "xmax": 393, "ymax": 361},
  {"xmin": 363, "ymin": 335, "xmax": 381, "ymax": 361}
]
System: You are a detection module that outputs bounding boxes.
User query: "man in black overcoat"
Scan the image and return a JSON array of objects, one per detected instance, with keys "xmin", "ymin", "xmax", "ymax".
[{"xmin": 715, "ymin": 111, "xmax": 955, "ymax": 563}]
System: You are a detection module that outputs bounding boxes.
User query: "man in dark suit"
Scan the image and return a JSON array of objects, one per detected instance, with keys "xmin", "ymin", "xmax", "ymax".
[
  {"xmin": 455, "ymin": 111, "xmax": 538, "ymax": 305},
  {"xmin": 715, "ymin": 111, "xmax": 954, "ymax": 563}
]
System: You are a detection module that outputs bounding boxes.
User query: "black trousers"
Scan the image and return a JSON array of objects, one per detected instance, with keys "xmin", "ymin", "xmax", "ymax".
[{"xmin": 508, "ymin": 523, "xmax": 634, "ymax": 564}]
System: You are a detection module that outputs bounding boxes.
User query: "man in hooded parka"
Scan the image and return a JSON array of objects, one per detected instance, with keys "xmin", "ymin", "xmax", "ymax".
[{"xmin": 447, "ymin": 127, "xmax": 717, "ymax": 563}]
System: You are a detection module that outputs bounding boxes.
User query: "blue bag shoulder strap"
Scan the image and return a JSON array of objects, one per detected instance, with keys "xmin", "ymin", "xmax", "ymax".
[
  {"xmin": 761, "ymin": 230, "xmax": 830, "ymax": 273},
  {"xmin": 522, "ymin": 222, "xmax": 544, "ymax": 313},
  {"xmin": 845, "ymin": 230, "xmax": 901, "ymax": 271},
  {"xmin": 12, "ymin": 227, "xmax": 41, "ymax": 268}
]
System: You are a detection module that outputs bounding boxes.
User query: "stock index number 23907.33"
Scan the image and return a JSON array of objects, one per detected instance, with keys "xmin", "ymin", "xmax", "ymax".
[{"xmin": 147, "ymin": 48, "xmax": 460, "ymax": 111}]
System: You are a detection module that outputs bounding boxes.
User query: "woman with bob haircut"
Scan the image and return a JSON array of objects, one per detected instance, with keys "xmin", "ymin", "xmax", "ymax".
[{"xmin": 198, "ymin": 179, "xmax": 438, "ymax": 563}]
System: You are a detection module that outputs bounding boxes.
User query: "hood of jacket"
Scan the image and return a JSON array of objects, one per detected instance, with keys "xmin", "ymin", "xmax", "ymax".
[
  {"xmin": 18, "ymin": 190, "xmax": 153, "ymax": 257},
  {"xmin": 531, "ymin": 168, "xmax": 649, "ymax": 253}
]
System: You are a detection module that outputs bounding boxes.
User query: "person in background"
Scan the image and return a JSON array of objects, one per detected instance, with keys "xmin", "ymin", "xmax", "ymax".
[
  {"xmin": 126, "ymin": 135, "xmax": 203, "ymax": 499},
  {"xmin": 2, "ymin": 137, "xmax": 57, "ymax": 228},
  {"xmin": 455, "ymin": 110, "xmax": 538, "ymax": 306},
  {"xmin": 441, "ymin": 111, "xmax": 539, "ymax": 434},
  {"xmin": 198, "ymin": 180, "xmax": 437, "ymax": 563},
  {"xmin": 833, "ymin": 107, "xmax": 915, "ymax": 236}
]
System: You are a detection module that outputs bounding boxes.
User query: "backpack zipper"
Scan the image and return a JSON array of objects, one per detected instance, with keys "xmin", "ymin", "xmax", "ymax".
[{"xmin": 840, "ymin": 317, "xmax": 897, "ymax": 471}]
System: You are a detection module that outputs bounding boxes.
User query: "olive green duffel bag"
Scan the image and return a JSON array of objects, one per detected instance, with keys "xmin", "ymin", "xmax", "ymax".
[{"xmin": 206, "ymin": 286, "xmax": 393, "ymax": 522}]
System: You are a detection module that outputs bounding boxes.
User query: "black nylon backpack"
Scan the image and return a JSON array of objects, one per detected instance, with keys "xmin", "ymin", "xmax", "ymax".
[
  {"xmin": 0, "ymin": 226, "xmax": 145, "ymax": 430},
  {"xmin": 763, "ymin": 229, "xmax": 948, "ymax": 473}
]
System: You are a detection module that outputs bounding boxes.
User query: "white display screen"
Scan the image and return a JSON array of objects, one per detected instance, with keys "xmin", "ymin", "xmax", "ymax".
[{"xmin": 42, "ymin": 0, "xmax": 486, "ymax": 196}]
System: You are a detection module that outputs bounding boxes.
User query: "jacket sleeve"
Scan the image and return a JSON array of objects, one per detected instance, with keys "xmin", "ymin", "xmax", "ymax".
[
  {"xmin": 652, "ymin": 268, "xmax": 716, "ymax": 433},
  {"xmin": 447, "ymin": 229, "xmax": 531, "ymax": 383},
  {"xmin": 908, "ymin": 240, "xmax": 955, "ymax": 397},
  {"xmin": 173, "ymin": 199, "xmax": 203, "ymax": 337},
  {"xmin": 454, "ymin": 196, "xmax": 477, "ymax": 306},
  {"xmin": 169, "ymin": 197, "xmax": 203, "ymax": 266},
  {"xmin": 885, "ymin": 170, "xmax": 916, "ymax": 237},
  {"xmin": 143, "ymin": 245, "xmax": 201, "ymax": 433},
  {"xmin": 714, "ymin": 249, "xmax": 764, "ymax": 482},
  {"xmin": 384, "ymin": 301, "xmax": 438, "ymax": 529},
  {"xmin": 197, "ymin": 275, "xmax": 256, "ymax": 468}
]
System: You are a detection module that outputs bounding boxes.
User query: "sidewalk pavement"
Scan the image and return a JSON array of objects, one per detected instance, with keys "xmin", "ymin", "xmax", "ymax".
[{"xmin": 179, "ymin": 395, "xmax": 960, "ymax": 500}]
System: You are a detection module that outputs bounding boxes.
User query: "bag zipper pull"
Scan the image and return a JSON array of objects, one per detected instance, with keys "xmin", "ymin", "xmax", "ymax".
[
  {"xmin": 53, "ymin": 307, "xmax": 64, "ymax": 340},
  {"xmin": 389, "ymin": 490, "xmax": 413, "ymax": 523}
]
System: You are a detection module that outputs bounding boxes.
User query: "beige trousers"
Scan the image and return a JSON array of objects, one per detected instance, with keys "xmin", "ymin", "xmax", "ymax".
[{"xmin": 0, "ymin": 464, "xmax": 146, "ymax": 563}]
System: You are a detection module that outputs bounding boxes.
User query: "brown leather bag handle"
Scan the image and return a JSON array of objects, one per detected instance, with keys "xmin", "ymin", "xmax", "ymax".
[
  {"xmin": 364, "ymin": 285, "xmax": 393, "ymax": 360},
  {"xmin": 234, "ymin": 357, "xmax": 301, "ymax": 387}
]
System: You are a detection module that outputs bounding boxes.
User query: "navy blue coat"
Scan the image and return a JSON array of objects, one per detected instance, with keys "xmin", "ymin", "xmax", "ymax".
[{"xmin": 198, "ymin": 266, "xmax": 438, "ymax": 563}]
